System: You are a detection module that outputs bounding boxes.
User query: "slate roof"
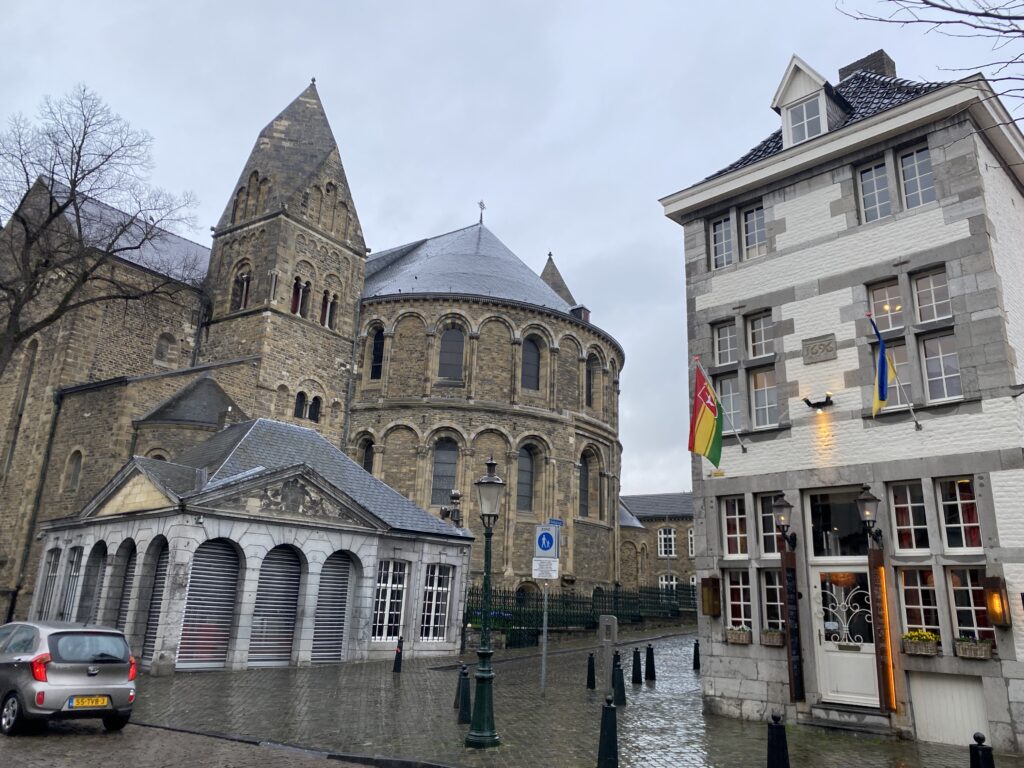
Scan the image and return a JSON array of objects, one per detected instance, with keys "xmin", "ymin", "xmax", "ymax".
[
  {"xmin": 620, "ymin": 492, "xmax": 693, "ymax": 521},
  {"xmin": 133, "ymin": 456, "xmax": 202, "ymax": 496},
  {"xmin": 136, "ymin": 376, "xmax": 245, "ymax": 427},
  {"xmin": 618, "ymin": 502, "xmax": 645, "ymax": 529},
  {"xmin": 704, "ymin": 70, "xmax": 948, "ymax": 182},
  {"xmin": 363, "ymin": 223, "xmax": 573, "ymax": 313},
  {"xmin": 168, "ymin": 418, "xmax": 468, "ymax": 538}
]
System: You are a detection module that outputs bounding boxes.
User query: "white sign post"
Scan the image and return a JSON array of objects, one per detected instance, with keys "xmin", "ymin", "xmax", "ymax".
[{"xmin": 533, "ymin": 524, "xmax": 560, "ymax": 696}]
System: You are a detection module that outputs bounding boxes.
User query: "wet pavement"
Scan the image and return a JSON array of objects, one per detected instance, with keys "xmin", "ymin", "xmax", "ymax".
[{"xmin": 125, "ymin": 630, "xmax": 1024, "ymax": 768}]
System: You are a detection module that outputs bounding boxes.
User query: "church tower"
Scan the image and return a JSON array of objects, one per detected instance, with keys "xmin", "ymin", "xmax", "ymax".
[{"xmin": 199, "ymin": 82, "xmax": 366, "ymax": 443}]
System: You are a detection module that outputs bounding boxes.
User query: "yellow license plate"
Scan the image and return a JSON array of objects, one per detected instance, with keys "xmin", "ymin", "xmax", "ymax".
[{"xmin": 69, "ymin": 696, "xmax": 109, "ymax": 709}]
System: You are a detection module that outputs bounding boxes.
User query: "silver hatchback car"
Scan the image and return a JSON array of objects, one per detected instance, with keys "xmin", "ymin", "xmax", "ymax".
[{"xmin": 0, "ymin": 621, "xmax": 136, "ymax": 735}]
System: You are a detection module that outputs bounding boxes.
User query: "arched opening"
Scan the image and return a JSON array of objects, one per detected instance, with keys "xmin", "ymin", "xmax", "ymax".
[
  {"xmin": 586, "ymin": 354, "xmax": 600, "ymax": 408},
  {"xmin": 517, "ymin": 446, "xmax": 536, "ymax": 513},
  {"xmin": 320, "ymin": 290, "xmax": 330, "ymax": 326},
  {"xmin": 299, "ymin": 281, "xmax": 311, "ymax": 318},
  {"xmin": 361, "ymin": 439, "xmax": 375, "ymax": 475},
  {"xmin": 294, "ymin": 391, "xmax": 307, "ymax": 419},
  {"xmin": 140, "ymin": 537, "xmax": 170, "ymax": 665},
  {"xmin": 438, "ymin": 327, "xmax": 465, "ymax": 380},
  {"xmin": 154, "ymin": 333, "xmax": 176, "ymax": 363},
  {"xmin": 178, "ymin": 539, "xmax": 241, "ymax": 669},
  {"xmin": 57, "ymin": 546, "xmax": 83, "ymax": 621},
  {"xmin": 77, "ymin": 542, "xmax": 107, "ymax": 623},
  {"xmin": 249, "ymin": 545, "xmax": 302, "ymax": 666},
  {"xmin": 64, "ymin": 450, "xmax": 83, "ymax": 493},
  {"xmin": 369, "ymin": 328, "xmax": 385, "ymax": 380},
  {"xmin": 36, "ymin": 547, "xmax": 61, "ymax": 620},
  {"xmin": 291, "ymin": 277, "xmax": 303, "ymax": 315},
  {"xmin": 328, "ymin": 295, "xmax": 339, "ymax": 330},
  {"xmin": 431, "ymin": 437, "xmax": 459, "ymax": 505},
  {"xmin": 522, "ymin": 336, "xmax": 541, "ymax": 391},
  {"xmin": 579, "ymin": 454, "xmax": 591, "ymax": 518},
  {"xmin": 230, "ymin": 267, "xmax": 251, "ymax": 311},
  {"xmin": 308, "ymin": 396, "xmax": 322, "ymax": 423},
  {"xmin": 113, "ymin": 539, "xmax": 138, "ymax": 633},
  {"xmin": 312, "ymin": 551, "xmax": 353, "ymax": 663}
]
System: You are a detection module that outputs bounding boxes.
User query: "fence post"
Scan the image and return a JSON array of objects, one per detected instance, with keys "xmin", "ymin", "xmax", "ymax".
[
  {"xmin": 631, "ymin": 647, "xmax": 642, "ymax": 685},
  {"xmin": 970, "ymin": 733, "xmax": 996, "ymax": 768},
  {"xmin": 645, "ymin": 643, "xmax": 656, "ymax": 681},
  {"xmin": 612, "ymin": 663, "xmax": 627, "ymax": 706},
  {"xmin": 597, "ymin": 696, "xmax": 619, "ymax": 768},
  {"xmin": 587, "ymin": 652, "xmax": 596, "ymax": 690},
  {"xmin": 457, "ymin": 665, "xmax": 472, "ymax": 725},
  {"xmin": 693, "ymin": 639, "xmax": 701, "ymax": 671}
]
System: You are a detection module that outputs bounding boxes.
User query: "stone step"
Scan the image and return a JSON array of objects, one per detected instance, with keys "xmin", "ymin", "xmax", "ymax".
[{"xmin": 799, "ymin": 703, "xmax": 893, "ymax": 736}]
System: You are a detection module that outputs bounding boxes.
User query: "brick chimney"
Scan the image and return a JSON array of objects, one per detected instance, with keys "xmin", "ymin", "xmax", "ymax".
[{"xmin": 839, "ymin": 50, "xmax": 896, "ymax": 81}]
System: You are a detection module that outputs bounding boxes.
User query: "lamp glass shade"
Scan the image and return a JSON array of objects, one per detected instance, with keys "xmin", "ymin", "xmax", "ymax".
[
  {"xmin": 984, "ymin": 577, "xmax": 1012, "ymax": 628},
  {"xmin": 856, "ymin": 485, "xmax": 881, "ymax": 526},
  {"xmin": 475, "ymin": 459, "xmax": 505, "ymax": 529},
  {"xmin": 771, "ymin": 495, "xmax": 793, "ymax": 531}
]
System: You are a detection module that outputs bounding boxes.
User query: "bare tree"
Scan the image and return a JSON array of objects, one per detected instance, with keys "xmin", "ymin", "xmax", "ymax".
[{"xmin": 0, "ymin": 84, "xmax": 199, "ymax": 378}]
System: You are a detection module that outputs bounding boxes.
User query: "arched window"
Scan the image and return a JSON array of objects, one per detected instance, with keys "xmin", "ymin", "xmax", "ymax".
[
  {"xmin": 308, "ymin": 396, "xmax": 322, "ymax": 423},
  {"xmin": 579, "ymin": 454, "xmax": 590, "ymax": 518},
  {"xmin": 231, "ymin": 268, "xmax": 251, "ymax": 311},
  {"xmin": 522, "ymin": 337, "xmax": 541, "ymax": 391},
  {"xmin": 150, "ymin": 453, "xmax": 168, "ymax": 462},
  {"xmin": 431, "ymin": 438, "xmax": 459, "ymax": 505},
  {"xmin": 586, "ymin": 354, "xmax": 600, "ymax": 408},
  {"xmin": 299, "ymin": 281, "xmax": 311, "ymax": 318},
  {"xmin": 370, "ymin": 329, "xmax": 385, "ymax": 380},
  {"xmin": 294, "ymin": 391, "xmax": 307, "ymax": 419},
  {"xmin": 64, "ymin": 450, "xmax": 83, "ymax": 493},
  {"xmin": 328, "ymin": 295, "xmax": 339, "ymax": 330},
  {"xmin": 320, "ymin": 291, "xmax": 330, "ymax": 326},
  {"xmin": 291, "ymin": 277, "xmax": 302, "ymax": 314},
  {"xmin": 438, "ymin": 328, "xmax": 464, "ymax": 380},
  {"xmin": 232, "ymin": 189, "xmax": 246, "ymax": 224},
  {"xmin": 517, "ymin": 446, "xmax": 535, "ymax": 512},
  {"xmin": 361, "ymin": 440, "xmax": 375, "ymax": 474},
  {"xmin": 154, "ymin": 333, "xmax": 175, "ymax": 363}
]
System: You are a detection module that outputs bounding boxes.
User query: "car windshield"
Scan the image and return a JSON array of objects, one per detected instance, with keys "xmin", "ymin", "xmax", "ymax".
[{"xmin": 48, "ymin": 632, "xmax": 129, "ymax": 664}]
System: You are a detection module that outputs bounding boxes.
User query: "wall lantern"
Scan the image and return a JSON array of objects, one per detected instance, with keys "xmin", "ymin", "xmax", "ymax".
[
  {"xmin": 701, "ymin": 576, "xmax": 721, "ymax": 617},
  {"xmin": 985, "ymin": 577, "xmax": 1012, "ymax": 628},
  {"xmin": 803, "ymin": 392, "xmax": 834, "ymax": 414},
  {"xmin": 771, "ymin": 494, "xmax": 798, "ymax": 551},
  {"xmin": 856, "ymin": 484, "xmax": 883, "ymax": 547}
]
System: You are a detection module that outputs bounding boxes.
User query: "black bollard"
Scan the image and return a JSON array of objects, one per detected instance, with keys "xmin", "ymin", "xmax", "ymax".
[
  {"xmin": 612, "ymin": 664, "xmax": 627, "ymax": 706},
  {"xmin": 392, "ymin": 636, "xmax": 403, "ymax": 674},
  {"xmin": 613, "ymin": 650, "xmax": 621, "ymax": 670},
  {"xmin": 644, "ymin": 643, "xmax": 656, "ymax": 681},
  {"xmin": 766, "ymin": 713, "xmax": 790, "ymax": 768},
  {"xmin": 454, "ymin": 663, "xmax": 466, "ymax": 708},
  {"xmin": 693, "ymin": 639, "xmax": 701, "ymax": 671},
  {"xmin": 457, "ymin": 665, "xmax": 472, "ymax": 725},
  {"xmin": 970, "ymin": 732, "xmax": 996, "ymax": 768},
  {"xmin": 597, "ymin": 695, "xmax": 619, "ymax": 768},
  {"xmin": 631, "ymin": 647, "xmax": 642, "ymax": 685},
  {"xmin": 587, "ymin": 652, "xmax": 596, "ymax": 690}
]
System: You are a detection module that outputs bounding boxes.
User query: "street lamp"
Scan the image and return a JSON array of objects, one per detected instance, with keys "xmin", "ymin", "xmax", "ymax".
[
  {"xmin": 856, "ymin": 484, "xmax": 883, "ymax": 547},
  {"xmin": 771, "ymin": 494, "xmax": 798, "ymax": 551},
  {"xmin": 466, "ymin": 456, "xmax": 504, "ymax": 749},
  {"xmin": 440, "ymin": 489, "xmax": 463, "ymax": 527}
]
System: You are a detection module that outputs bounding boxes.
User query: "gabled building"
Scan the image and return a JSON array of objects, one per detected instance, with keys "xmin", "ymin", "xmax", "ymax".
[
  {"xmin": 661, "ymin": 49, "xmax": 1024, "ymax": 751},
  {"xmin": 619, "ymin": 492, "xmax": 695, "ymax": 591}
]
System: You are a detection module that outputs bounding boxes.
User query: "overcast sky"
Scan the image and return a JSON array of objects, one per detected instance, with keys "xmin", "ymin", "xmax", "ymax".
[{"xmin": 3, "ymin": 2, "xmax": 1003, "ymax": 494}]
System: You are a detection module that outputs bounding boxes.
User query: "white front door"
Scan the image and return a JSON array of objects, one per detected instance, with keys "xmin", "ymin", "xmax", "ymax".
[{"xmin": 811, "ymin": 567, "xmax": 879, "ymax": 707}]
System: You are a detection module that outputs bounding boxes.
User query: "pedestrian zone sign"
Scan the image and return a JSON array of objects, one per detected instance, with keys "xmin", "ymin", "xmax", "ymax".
[{"xmin": 535, "ymin": 524, "xmax": 559, "ymax": 558}]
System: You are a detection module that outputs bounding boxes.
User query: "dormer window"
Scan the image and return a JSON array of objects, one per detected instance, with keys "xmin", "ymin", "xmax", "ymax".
[{"xmin": 788, "ymin": 96, "xmax": 822, "ymax": 145}]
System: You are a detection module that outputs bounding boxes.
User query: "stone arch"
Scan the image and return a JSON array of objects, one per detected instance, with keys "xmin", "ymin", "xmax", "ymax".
[
  {"xmin": 519, "ymin": 322, "xmax": 555, "ymax": 347},
  {"xmin": 154, "ymin": 332, "xmax": 177, "ymax": 364},
  {"xmin": 473, "ymin": 313, "xmax": 514, "ymax": 338},
  {"xmin": 232, "ymin": 187, "xmax": 246, "ymax": 224},
  {"xmin": 246, "ymin": 171, "xmax": 261, "ymax": 218},
  {"xmin": 274, "ymin": 384, "xmax": 291, "ymax": 417},
  {"xmin": 310, "ymin": 186, "xmax": 324, "ymax": 224},
  {"xmin": 382, "ymin": 425, "xmax": 420, "ymax": 499},
  {"xmin": 145, "ymin": 448, "xmax": 168, "ymax": 461},
  {"xmin": 620, "ymin": 541, "xmax": 640, "ymax": 590},
  {"xmin": 476, "ymin": 317, "xmax": 513, "ymax": 403},
  {"xmin": 229, "ymin": 259, "xmax": 253, "ymax": 312},
  {"xmin": 352, "ymin": 430, "xmax": 378, "ymax": 475},
  {"xmin": 387, "ymin": 309, "xmax": 429, "ymax": 333},
  {"xmin": 585, "ymin": 351, "xmax": 604, "ymax": 412},
  {"xmin": 436, "ymin": 314, "xmax": 470, "ymax": 383},
  {"xmin": 578, "ymin": 444, "xmax": 604, "ymax": 521},
  {"xmin": 558, "ymin": 335, "xmax": 582, "ymax": 411},
  {"xmin": 257, "ymin": 177, "xmax": 271, "ymax": 213},
  {"xmin": 389, "ymin": 314, "xmax": 427, "ymax": 398},
  {"xmin": 135, "ymin": 535, "xmax": 170, "ymax": 658},
  {"xmin": 516, "ymin": 581, "xmax": 540, "ymax": 596},
  {"xmin": 62, "ymin": 447, "xmax": 84, "ymax": 493}
]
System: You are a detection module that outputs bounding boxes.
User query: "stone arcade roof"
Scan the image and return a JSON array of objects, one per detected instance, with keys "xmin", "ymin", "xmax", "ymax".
[
  {"xmin": 142, "ymin": 418, "xmax": 470, "ymax": 539},
  {"xmin": 620, "ymin": 492, "xmax": 693, "ymax": 521},
  {"xmin": 363, "ymin": 223, "xmax": 573, "ymax": 313},
  {"xmin": 704, "ymin": 70, "xmax": 946, "ymax": 182}
]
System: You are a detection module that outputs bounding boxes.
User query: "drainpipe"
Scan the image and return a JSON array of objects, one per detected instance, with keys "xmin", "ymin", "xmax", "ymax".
[
  {"xmin": 341, "ymin": 299, "xmax": 363, "ymax": 450},
  {"xmin": 6, "ymin": 387, "xmax": 64, "ymax": 622}
]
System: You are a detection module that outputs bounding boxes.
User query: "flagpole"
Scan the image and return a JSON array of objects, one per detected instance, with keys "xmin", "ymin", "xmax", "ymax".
[
  {"xmin": 694, "ymin": 357, "xmax": 747, "ymax": 454},
  {"xmin": 889, "ymin": 358, "xmax": 923, "ymax": 431}
]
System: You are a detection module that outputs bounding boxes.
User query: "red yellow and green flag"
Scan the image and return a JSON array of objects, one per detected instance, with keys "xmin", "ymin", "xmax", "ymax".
[{"xmin": 688, "ymin": 361, "xmax": 723, "ymax": 468}]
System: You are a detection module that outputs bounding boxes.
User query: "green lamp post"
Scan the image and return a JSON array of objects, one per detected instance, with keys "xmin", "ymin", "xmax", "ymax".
[{"xmin": 465, "ymin": 456, "xmax": 504, "ymax": 749}]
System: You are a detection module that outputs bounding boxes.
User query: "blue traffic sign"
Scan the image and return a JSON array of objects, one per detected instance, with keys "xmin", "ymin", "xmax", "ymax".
[
  {"xmin": 538, "ymin": 532, "xmax": 554, "ymax": 551},
  {"xmin": 534, "ymin": 524, "xmax": 559, "ymax": 558}
]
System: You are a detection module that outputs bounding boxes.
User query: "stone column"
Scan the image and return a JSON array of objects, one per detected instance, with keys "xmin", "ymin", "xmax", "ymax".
[
  {"xmin": 294, "ymin": 561, "xmax": 321, "ymax": 667},
  {"xmin": 467, "ymin": 332, "xmax": 480, "ymax": 400},
  {"xmin": 510, "ymin": 337, "xmax": 522, "ymax": 405},
  {"xmin": 228, "ymin": 563, "xmax": 262, "ymax": 671},
  {"xmin": 504, "ymin": 449, "xmax": 519, "ymax": 577},
  {"xmin": 380, "ymin": 331, "xmax": 395, "ymax": 399},
  {"xmin": 423, "ymin": 330, "xmax": 436, "ymax": 397},
  {"xmin": 548, "ymin": 346, "xmax": 559, "ymax": 411},
  {"xmin": 416, "ymin": 445, "xmax": 431, "ymax": 509},
  {"xmin": 372, "ymin": 444, "xmax": 386, "ymax": 477},
  {"xmin": 150, "ymin": 534, "xmax": 194, "ymax": 677},
  {"xmin": 577, "ymin": 355, "xmax": 587, "ymax": 411}
]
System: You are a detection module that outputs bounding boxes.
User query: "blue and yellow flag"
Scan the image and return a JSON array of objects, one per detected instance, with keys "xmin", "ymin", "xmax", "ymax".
[{"xmin": 870, "ymin": 317, "xmax": 894, "ymax": 416}]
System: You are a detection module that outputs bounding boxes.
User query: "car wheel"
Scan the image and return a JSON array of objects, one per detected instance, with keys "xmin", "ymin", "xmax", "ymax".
[
  {"xmin": 102, "ymin": 713, "xmax": 131, "ymax": 732},
  {"xmin": 0, "ymin": 693, "xmax": 24, "ymax": 736}
]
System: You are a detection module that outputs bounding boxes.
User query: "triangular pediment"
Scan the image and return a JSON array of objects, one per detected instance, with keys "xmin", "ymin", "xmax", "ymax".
[
  {"xmin": 92, "ymin": 472, "xmax": 174, "ymax": 517},
  {"xmin": 771, "ymin": 55, "xmax": 828, "ymax": 112}
]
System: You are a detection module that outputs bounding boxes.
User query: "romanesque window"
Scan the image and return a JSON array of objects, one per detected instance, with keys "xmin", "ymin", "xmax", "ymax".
[
  {"xmin": 291, "ymin": 278, "xmax": 312, "ymax": 318},
  {"xmin": 64, "ymin": 450, "xmax": 83, "ymax": 493},
  {"xmin": 294, "ymin": 391, "xmax": 307, "ymax": 419},
  {"xmin": 516, "ymin": 446, "xmax": 536, "ymax": 512},
  {"xmin": 230, "ymin": 268, "xmax": 251, "ymax": 311},
  {"xmin": 361, "ymin": 439, "xmax": 375, "ymax": 474},
  {"xmin": 419, "ymin": 564, "xmax": 453, "ymax": 641},
  {"xmin": 585, "ymin": 355, "xmax": 600, "ymax": 408},
  {"xmin": 578, "ymin": 454, "xmax": 590, "ymax": 518},
  {"xmin": 308, "ymin": 396, "xmax": 322, "ymax": 423},
  {"xmin": 431, "ymin": 438, "xmax": 458, "ymax": 506},
  {"xmin": 154, "ymin": 333, "xmax": 176, "ymax": 363},
  {"xmin": 320, "ymin": 291, "xmax": 331, "ymax": 326},
  {"xmin": 232, "ymin": 188, "xmax": 246, "ymax": 224},
  {"xmin": 438, "ymin": 328, "xmax": 464, "ymax": 380},
  {"xmin": 522, "ymin": 337, "xmax": 541, "ymax": 391},
  {"xmin": 327, "ymin": 295, "xmax": 339, "ymax": 330},
  {"xmin": 370, "ymin": 329, "xmax": 385, "ymax": 380},
  {"xmin": 371, "ymin": 560, "xmax": 406, "ymax": 641}
]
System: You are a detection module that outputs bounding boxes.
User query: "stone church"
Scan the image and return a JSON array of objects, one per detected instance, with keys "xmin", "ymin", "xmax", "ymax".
[{"xmin": 0, "ymin": 82, "xmax": 626, "ymax": 646}]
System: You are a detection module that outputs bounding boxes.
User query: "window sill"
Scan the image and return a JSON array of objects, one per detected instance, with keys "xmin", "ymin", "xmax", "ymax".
[
  {"xmin": 746, "ymin": 353, "xmax": 776, "ymax": 367},
  {"xmin": 707, "ymin": 361, "xmax": 739, "ymax": 376},
  {"xmin": 657, "ymin": 555, "xmax": 678, "ymax": 560},
  {"xmin": 860, "ymin": 396, "xmax": 980, "ymax": 421},
  {"xmin": 725, "ymin": 423, "xmax": 791, "ymax": 439},
  {"xmin": 434, "ymin": 379, "xmax": 466, "ymax": 388},
  {"xmin": 913, "ymin": 318, "xmax": 955, "ymax": 335}
]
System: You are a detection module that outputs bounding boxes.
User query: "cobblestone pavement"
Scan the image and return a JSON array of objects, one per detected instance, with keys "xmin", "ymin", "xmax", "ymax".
[
  {"xmin": 59, "ymin": 630, "xmax": 1023, "ymax": 768},
  {"xmin": 0, "ymin": 720, "xmax": 365, "ymax": 767}
]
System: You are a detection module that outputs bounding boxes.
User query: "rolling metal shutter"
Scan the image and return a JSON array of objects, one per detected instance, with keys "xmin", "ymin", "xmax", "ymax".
[
  {"xmin": 312, "ymin": 552, "xmax": 352, "ymax": 663},
  {"xmin": 248, "ymin": 547, "xmax": 301, "ymax": 666},
  {"xmin": 142, "ymin": 545, "xmax": 169, "ymax": 663},
  {"xmin": 177, "ymin": 540, "xmax": 239, "ymax": 669},
  {"xmin": 115, "ymin": 548, "xmax": 137, "ymax": 631}
]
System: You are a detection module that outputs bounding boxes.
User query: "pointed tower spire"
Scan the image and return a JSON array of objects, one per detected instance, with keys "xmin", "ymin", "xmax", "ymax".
[{"xmin": 540, "ymin": 252, "xmax": 576, "ymax": 306}]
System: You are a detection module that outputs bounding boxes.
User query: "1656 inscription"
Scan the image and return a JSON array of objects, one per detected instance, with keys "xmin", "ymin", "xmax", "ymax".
[{"xmin": 802, "ymin": 334, "xmax": 837, "ymax": 365}]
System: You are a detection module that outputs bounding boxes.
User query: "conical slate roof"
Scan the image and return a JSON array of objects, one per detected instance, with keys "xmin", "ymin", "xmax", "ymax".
[
  {"xmin": 363, "ymin": 223, "xmax": 573, "ymax": 313},
  {"xmin": 540, "ymin": 253, "xmax": 576, "ymax": 306}
]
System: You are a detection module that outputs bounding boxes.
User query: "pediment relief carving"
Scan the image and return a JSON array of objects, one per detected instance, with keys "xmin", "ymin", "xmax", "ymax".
[{"xmin": 216, "ymin": 476, "xmax": 372, "ymax": 528}]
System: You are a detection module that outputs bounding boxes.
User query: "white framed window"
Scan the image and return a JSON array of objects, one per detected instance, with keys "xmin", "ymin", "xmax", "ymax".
[
  {"xmin": 657, "ymin": 527, "xmax": 677, "ymax": 558},
  {"xmin": 711, "ymin": 216, "xmax": 733, "ymax": 269},
  {"xmin": 870, "ymin": 281, "xmax": 903, "ymax": 332},
  {"xmin": 761, "ymin": 569, "xmax": 785, "ymax": 631},
  {"xmin": 921, "ymin": 334, "xmax": 961, "ymax": 402},
  {"xmin": 371, "ymin": 560, "xmax": 407, "ymax": 641},
  {"xmin": 859, "ymin": 161, "xmax": 892, "ymax": 223},
  {"xmin": 891, "ymin": 481, "xmax": 929, "ymax": 551},
  {"xmin": 747, "ymin": 313, "xmax": 773, "ymax": 358},
  {"xmin": 914, "ymin": 270, "xmax": 952, "ymax": 322},
  {"xmin": 743, "ymin": 205, "xmax": 767, "ymax": 259},
  {"xmin": 690, "ymin": 574, "xmax": 698, "ymax": 587},
  {"xmin": 900, "ymin": 568, "xmax": 941, "ymax": 636},
  {"xmin": 882, "ymin": 342, "xmax": 910, "ymax": 408},
  {"xmin": 419, "ymin": 564, "xmax": 453, "ymax": 641},
  {"xmin": 722, "ymin": 496, "xmax": 748, "ymax": 557},
  {"xmin": 659, "ymin": 574, "xmax": 679, "ymax": 591},
  {"xmin": 938, "ymin": 477, "xmax": 981, "ymax": 551},
  {"xmin": 900, "ymin": 146, "xmax": 936, "ymax": 209},
  {"xmin": 715, "ymin": 375, "xmax": 740, "ymax": 433},
  {"xmin": 713, "ymin": 322, "xmax": 738, "ymax": 365},
  {"xmin": 750, "ymin": 367, "xmax": 778, "ymax": 429},
  {"xmin": 726, "ymin": 569, "xmax": 752, "ymax": 629},
  {"xmin": 687, "ymin": 527, "xmax": 695, "ymax": 558},
  {"xmin": 948, "ymin": 567, "xmax": 995, "ymax": 644},
  {"xmin": 757, "ymin": 494, "xmax": 780, "ymax": 557},
  {"xmin": 787, "ymin": 96, "xmax": 822, "ymax": 145}
]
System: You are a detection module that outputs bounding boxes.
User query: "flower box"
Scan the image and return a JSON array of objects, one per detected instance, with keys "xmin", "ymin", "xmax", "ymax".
[
  {"xmin": 954, "ymin": 640, "xmax": 992, "ymax": 660},
  {"xmin": 725, "ymin": 628, "xmax": 752, "ymax": 645},
  {"xmin": 760, "ymin": 629, "xmax": 786, "ymax": 647},
  {"xmin": 902, "ymin": 638, "xmax": 938, "ymax": 657}
]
